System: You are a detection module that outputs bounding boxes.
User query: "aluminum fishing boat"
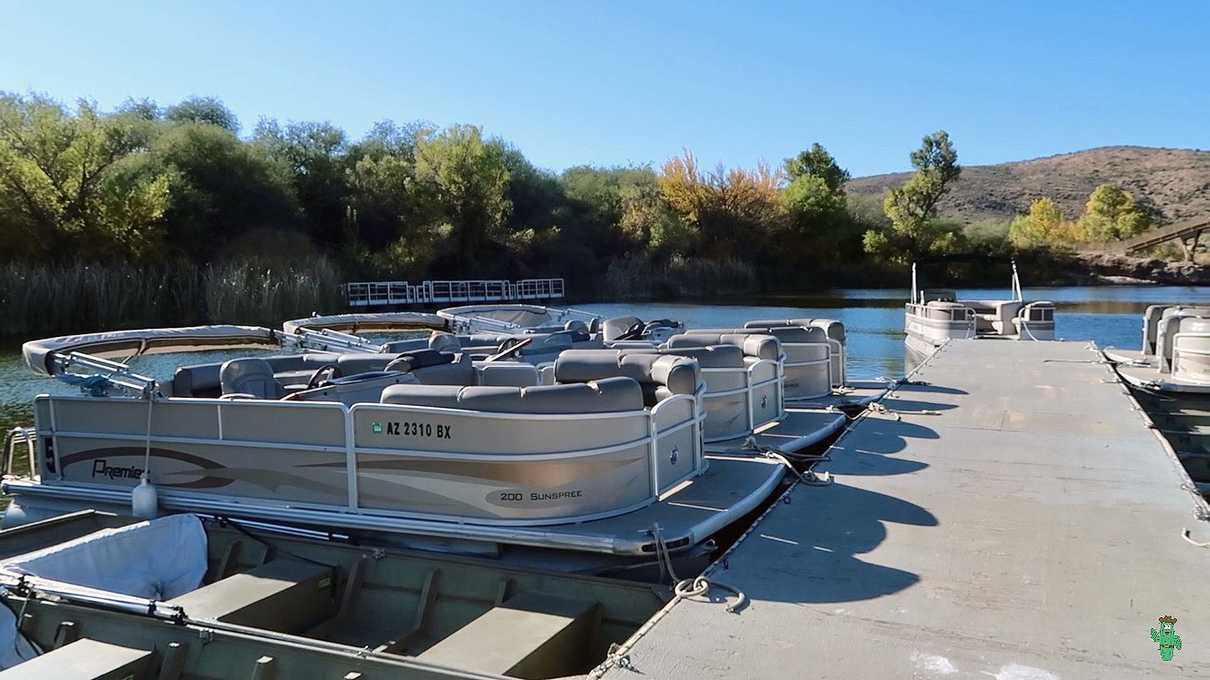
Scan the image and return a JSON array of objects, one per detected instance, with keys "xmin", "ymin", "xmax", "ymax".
[
  {"xmin": 0, "ymin": 510, "xmax": 671, "ymax": 678},
  {"xmin": 904, "ymin": 261, "xmax": 1056, "ymax": 357},
  {"xmin": 1106, "ymin": 304, "xmax": 1210, "ymax": 393},
  {"xmin": 2, "ymin": 325, "xmax": 787, "ymax": 567}
]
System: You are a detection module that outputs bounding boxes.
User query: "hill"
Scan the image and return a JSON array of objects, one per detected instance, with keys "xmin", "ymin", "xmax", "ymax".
[{"xmin": 847, "ymin": 146, "xmax": 1210, "ymax": 225}]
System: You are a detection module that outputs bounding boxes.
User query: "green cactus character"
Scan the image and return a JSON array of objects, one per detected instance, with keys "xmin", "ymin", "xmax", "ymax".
[{"xmin": 1150, "ymin": 615, "xmax": 1182, "ymax": 662}]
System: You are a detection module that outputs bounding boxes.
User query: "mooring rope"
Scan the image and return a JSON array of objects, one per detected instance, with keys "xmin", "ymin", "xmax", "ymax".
[
  {"xmin": 1182, "ymin": 528, "xmax": 1210, "ymax": 548},
  {"xmin": 865, "ymin": 401, "xmax": 943, "ymax": 421}
]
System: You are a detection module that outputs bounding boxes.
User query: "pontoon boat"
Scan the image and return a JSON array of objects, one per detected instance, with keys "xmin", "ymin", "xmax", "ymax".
[
  {"xmin": 1107, "ymin": 305, "xmax": 1210, "ymax": 393},
  {"xmin": 904, "ymin": 261, "xmax": 1056, "ymax": 357},
  {"xmin": 2, "ymin": 325, "xmax": 787, "ymax": 570}
]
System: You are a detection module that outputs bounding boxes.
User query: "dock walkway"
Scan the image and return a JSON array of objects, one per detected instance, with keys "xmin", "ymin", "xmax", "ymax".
[{"xmin": 602, "ymin": 340, "xmax": 1209, "ymax": 679}]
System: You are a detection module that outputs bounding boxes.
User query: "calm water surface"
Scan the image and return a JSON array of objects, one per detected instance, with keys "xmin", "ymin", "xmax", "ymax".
[{"xmin": 1, "ymin": 285, "xmax": 1208, "ymax": 433}]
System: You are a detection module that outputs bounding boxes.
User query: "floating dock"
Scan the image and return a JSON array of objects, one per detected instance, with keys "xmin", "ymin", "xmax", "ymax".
[{"xmin": 599, "ymin": 340, "xmax": 1209, "ymax": 679}]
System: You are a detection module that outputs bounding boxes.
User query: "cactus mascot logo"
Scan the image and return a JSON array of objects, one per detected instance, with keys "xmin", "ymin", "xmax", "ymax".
[{"xmin": 1150, "ymin": 615, "xmax": 1181, "ymax": 662}]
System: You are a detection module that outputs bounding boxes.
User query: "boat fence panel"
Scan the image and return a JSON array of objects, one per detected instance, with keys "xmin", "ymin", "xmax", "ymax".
[
  {"xmin": 33, "ymin": 397, "xmax": 351, "ymax": 508},
  {"xmin": 348, "ymin": 404, "xmax": 661, "ymax": 523}
]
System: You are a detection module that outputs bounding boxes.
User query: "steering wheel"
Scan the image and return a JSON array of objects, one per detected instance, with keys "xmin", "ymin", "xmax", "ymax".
[
  {"xmin": 617, "ymin": 321, "xmax": 646, "ymax": 341},
  {"xmin": 305, "ymin": 365, "xmax": 340, "ymax": 389},
  {"xmin": 484, "ymin": 337, "xmax": 533, "ymax": 363}
]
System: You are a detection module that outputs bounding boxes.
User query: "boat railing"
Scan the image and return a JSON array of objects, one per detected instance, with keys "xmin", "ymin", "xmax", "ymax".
[
  {"xmin": 25, "ymin": 387, "xmax": 707, "ymax": 527},
  {"xmin": 281, "ymin": 327, "xmax": 386, "ymax": 354},
  {"xmin": 1170, "ymin": 332, "xmax": 1210, "ymax": 383},
  {"xmin": 778, "ymin": 341, "xmax": 835, "ymax": 396},
  {"xmin": 2, "ymin": 427, "xmax": 37, "ymax": 479},
  {"xmin": 698, "ymin": 356, "xmax": 785, "ymax": 442},
  {"xmin": 51, "ymin": 352, "xmax": 159, "ymax": 397}
]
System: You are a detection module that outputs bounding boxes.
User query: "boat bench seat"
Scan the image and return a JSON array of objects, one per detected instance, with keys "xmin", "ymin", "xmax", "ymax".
[
  {"xmin": 173, "ymin": 353, "xmax": 338, "ymax": 397},
  {"xmin": 618, "ymin": 345, "xmax": 745, "ymax": 391},
  {"xmin": 0, "ymin": 638, "xmax": 151, "ymax": 679},
  {"xmin": 666, "ymin": 331, "xmax": 782, "ymax": 361},
  {"xmin": 381, "ymin": 377, "xmax": 643, "ymax": 414},
  {"xmin": 418, "ymin": 592, "xmax": 599, "ymax": 679},
  {"xmin": 165, "ymin": 559, "xmax": 334, "ymax": 633},
  {"xmin": 746, "ymin": 318, "xmax": 846, "ymax": 343},
  {"xmin": 553, "ymin": 350, "xmax": 700, "ymax": 406}
]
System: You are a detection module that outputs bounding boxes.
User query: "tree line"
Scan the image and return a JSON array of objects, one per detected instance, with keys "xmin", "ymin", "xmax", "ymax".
[{"xmin": 0, "ymin": 91, "xmax": 1164, "ymax": 310}]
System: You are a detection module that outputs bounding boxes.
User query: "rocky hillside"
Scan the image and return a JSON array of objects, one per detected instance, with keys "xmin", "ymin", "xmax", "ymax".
[{"xmin": 848, "ymin": 146, "xmax": 1210, "ymax": 225}]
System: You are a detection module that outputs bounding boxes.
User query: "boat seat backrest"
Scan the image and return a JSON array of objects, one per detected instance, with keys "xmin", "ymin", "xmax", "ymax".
[
  {"xmin": 474, "ymin": 361, "xmax": 541, "ymax": 387},
  {"xmin": 427, "ymin": 333, "xmax": 463, "ymax": 353},
  {"xmin": 220, "ymin": 358, "xmax": 286, "ymax": 399},
  {"xmin": 745, "ymin": 318, "xmax": 844, "ymax": 343},
  {"xmin": 666, "ymin": 332, "xmax": 781, "ymax": 361},
  {"xmin": 620, "ymin": 344, "xmax": 745, "ymax": 369},
  {"xmin": 380, "ymin": 377, "xmax": 643, "ymax": 414},
  {"xmin": 400, "ymin": 352, "xmax": 476, "ymax": 385},
  {"xmin": 173, "ymin": 353, "xmax": 338, "ymax": 397},
  {"xmin": 602, "ymin": 316, "xmax": 643, "ymax": 342},
  {"xmin": 553, "ymin": 350, "xmax": 700, "ymax": 402},
  {"xmin": 380, "ymin": 338, "xmax": 430, "ymax": 353}
]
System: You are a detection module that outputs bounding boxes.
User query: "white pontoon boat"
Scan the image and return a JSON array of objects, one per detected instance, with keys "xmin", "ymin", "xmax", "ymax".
[
  {"xmin": 904, "ymin": 261, "xmax": 1056, "ymax": 357},
  {"xmin": 2, "ymin": 325, "xmax": 787, "ymax": 567},
  {"xmin": 1107, "ymin": 305, "xmax": 1210, "ymax": 393}
]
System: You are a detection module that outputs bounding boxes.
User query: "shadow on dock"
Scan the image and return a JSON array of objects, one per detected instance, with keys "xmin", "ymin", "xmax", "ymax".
[{"xmin": 738, "ymin": 482, "xmax": 937, "ymax": 603}]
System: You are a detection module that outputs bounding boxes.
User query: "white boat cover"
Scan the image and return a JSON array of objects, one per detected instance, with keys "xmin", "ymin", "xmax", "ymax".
[
  {"xmin": 438, "ymin": 304, "xmax": 576, "ymax": 329},
  {"xmin": 283, "ymin": 312, "xmax": 446, "ymax": 334},
  {"xmin": 23, "ymin": 325, "xmax": 279, "ymax": 376},
  {"xmin": 0, "ymin": 514, "xmax": 207, "ymax": 600}
]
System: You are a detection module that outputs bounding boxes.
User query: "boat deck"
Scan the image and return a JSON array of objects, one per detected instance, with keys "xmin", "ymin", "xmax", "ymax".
[{"xmin": 601, "ymin": 340, "xmax": 1210, "ymax": 679}]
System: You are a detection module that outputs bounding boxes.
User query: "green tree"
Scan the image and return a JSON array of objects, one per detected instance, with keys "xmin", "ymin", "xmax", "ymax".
[
  {"xmin": 865, "ymin": 130, "xmax": 962, "ymax": 263},
  {"xmin": 784, "ymin": 143, "xmax": 850, "ymax": 194},
  {"xmin": 413, "ymin": 125, "xmax": 511, "ymax": 270},
  {"xmin": 1076, "ymin": 183, "xmax": 1150, "ymax": 241},
  {"xmin": 0, "ymin": 93, "xmax": 171, "ymax": 259},
  {"xmin": 253, "ymin": 119, "xmax": 350, "ymax": 247},
  {"xmin": 149, "ymin": 122, "xmax": 299, "ymax": 257},
  {"xmin": 165, "ymin": 96, "xmax": 240, "ymax": 133},
  {"xmin": 1009, "ymin": 197, "xmax": 1066, "ymax": 246}
]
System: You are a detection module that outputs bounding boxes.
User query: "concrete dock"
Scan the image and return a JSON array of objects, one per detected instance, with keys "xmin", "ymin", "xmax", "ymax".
[{"xmin": 601, "ymin": 340, "xmax": 1210, "ymax": 679}]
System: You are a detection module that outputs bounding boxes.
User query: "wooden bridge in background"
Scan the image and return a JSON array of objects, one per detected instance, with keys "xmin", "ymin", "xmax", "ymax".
[{"xmin": 1122, "ymin": 218, "xmax": 1210, "ymax": 260}]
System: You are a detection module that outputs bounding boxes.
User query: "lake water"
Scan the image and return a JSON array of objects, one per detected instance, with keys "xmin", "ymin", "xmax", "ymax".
[{"xmin": 1, "ymin": 285, "xmax": 1208, "ymax": 434}]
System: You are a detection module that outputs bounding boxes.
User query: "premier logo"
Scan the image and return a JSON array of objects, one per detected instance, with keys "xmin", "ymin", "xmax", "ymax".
[{"xmin": 91, "ymin": 459, "xmax": 144, "ymax": 480}]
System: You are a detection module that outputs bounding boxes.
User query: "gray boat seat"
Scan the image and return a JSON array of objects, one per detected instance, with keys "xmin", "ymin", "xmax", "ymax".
[
  {"xmin": 474, "ymin": 361, "xmax": 541, "ymax": 387},
  {"xmin": 165, "ymin": 559, "xmax": 334, "ymax": 633},
  {"xmin": 666, "ymin": 332, "xmax": 781, "ymax": 361},
  {"xmin": 330, "ymin": 349, "xmax": 460, "ymax": 378},
  {"xmin": 220, "ymin": 358, "xmax": 286, "ymax": 399},
  {"xmin": 173, "ymin": 353, "xmax": 338, "ymax": 397},
  {"xmin": 602, "ymin": 316, "xmax": 643, "ymax": 342},
  {"xmin": 428, "ymin": 333, "xmax": 462, "ymax": 353},
  {"xmin": 0, "ymin": 638, "xmax": 152, "ymax": 679},
  {"xmin": 564, "ymin": 319, "xmax": 589, "ymax": 333},
  {"xmin": 740, "ymin": 325, "xmax": 828, "ymax": 344},
  {"xmin": 746, "ymin": 318, "xmax": 846, "ymax": 344},
  {"xmin": 380, "ymin": 377, "xmax": 643, "ymax": 414},
  {"xmin": 553, "ymin": 350, "xmax": 700, "ymax": 406},
  {"xmin": 624, "ymin": 345, "xmax": 745, "ymax": 392}
]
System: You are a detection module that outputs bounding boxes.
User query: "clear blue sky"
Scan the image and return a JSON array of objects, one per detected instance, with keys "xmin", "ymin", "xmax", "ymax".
[{"xmin": 3, "ymin": 1, "xmax": 1208, "ymax": 176}]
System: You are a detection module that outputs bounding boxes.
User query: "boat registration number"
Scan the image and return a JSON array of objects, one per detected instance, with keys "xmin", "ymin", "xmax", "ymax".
[{"xmin": 374, "ymin": 421, "xmax": 452, "ymax": 439}]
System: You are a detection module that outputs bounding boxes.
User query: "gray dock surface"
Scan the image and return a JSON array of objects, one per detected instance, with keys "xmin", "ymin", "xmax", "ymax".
[{"xmin": 603, "ymin": 340, "xmax": 1209, "ymax": 679}]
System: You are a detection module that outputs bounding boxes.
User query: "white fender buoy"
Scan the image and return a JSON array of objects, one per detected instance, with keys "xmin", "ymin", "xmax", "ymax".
[{"xmin": 132, "ymin": 473, "xmax": 159, "ymax": 519}]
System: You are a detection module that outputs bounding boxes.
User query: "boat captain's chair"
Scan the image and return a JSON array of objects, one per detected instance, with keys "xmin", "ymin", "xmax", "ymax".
[{"xmin": 220, "ymin": 358, "xmax": 286, "ymax": 399}]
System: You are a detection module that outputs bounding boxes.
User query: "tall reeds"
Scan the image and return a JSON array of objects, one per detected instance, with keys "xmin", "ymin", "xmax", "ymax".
[
  {"xmin": 0, "ymin": 255, "xmax": 345, "ymax": 338},
  {"xmin": 603, "ymin": 254, "xmax": 757, "ymax": 300}
]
